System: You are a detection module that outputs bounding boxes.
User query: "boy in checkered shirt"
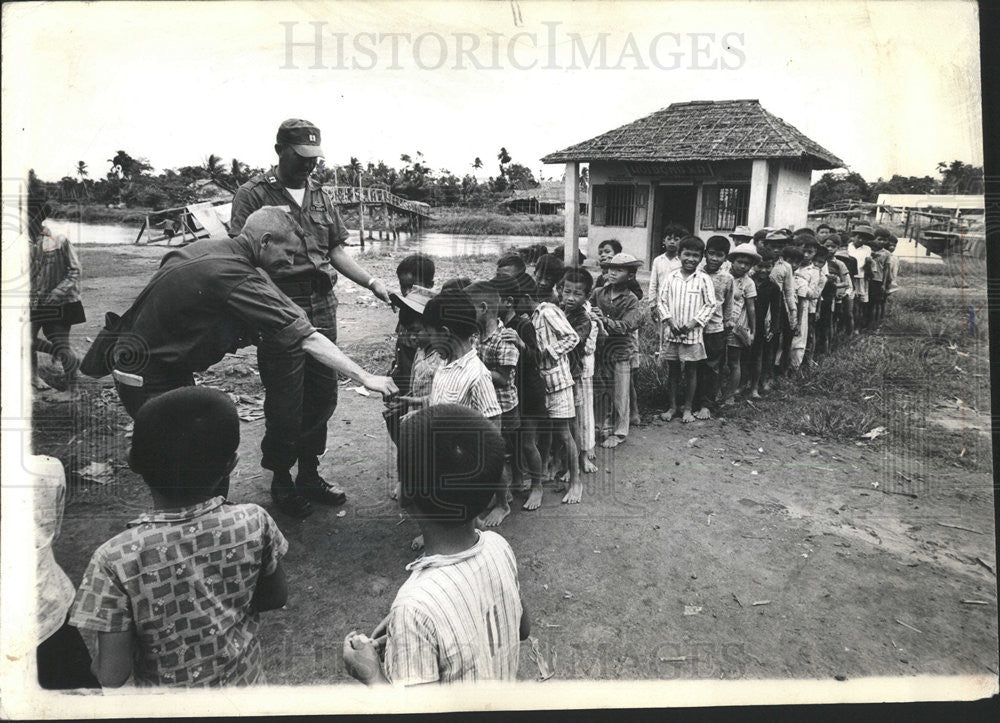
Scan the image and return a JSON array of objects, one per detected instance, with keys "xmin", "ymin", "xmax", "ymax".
[
  {"xmin": 69, "ymin": 387, "xmax": 288, "ymax": 688},
  {"xmin": 466, "ymin": 280, "xmax": 522, "ymax": 527}
]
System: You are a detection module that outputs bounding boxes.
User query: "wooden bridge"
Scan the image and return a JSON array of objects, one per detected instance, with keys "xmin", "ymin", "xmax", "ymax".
[{"xmin": 324, "ymin": 185, "xmax": 432, "ymax": 243}]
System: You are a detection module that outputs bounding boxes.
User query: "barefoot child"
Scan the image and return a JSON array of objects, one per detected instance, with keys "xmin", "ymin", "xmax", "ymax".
[
  {"xmin": 526, "ymin": 279, "xmax": 581, "ymax": 505},
  {"xmin": 591, "ymin": 253, "xmax": 642, "ymax": 448},
  {"xmin": 343, "ymin": 404, "xmax": 529, "ymax": 685},
  {"xmin": 657, "ymin": 236, "xmax": 716, "ymax": 423},
  {"xmin": 559, "ymin": 267, "xmax": 600, "ymax": 475},
  {"xmin": 491, "ymin": 273, "xmax": 547, "ymax": 509},
  {"xmin": 466, "ymin": 280, "xmax": 522, "ymax": 526},
  {"xmin": 693, "ymin": 236, "xmax": 733, "ymax": 419},
  {"xmin": 786, "ymin": 246, "xmax": 809, "ymax": 371},
  {"xmin": 747, "ymin": 251, "xmax": 780, "ymax": 397},
  {"xmin": 721, "ymin": 243, "xmax": 758, "ymax": 405},
  {"xmin": 70, "ymin": 387, "xmax": 288, "ymax": 687},
  {"xmin": 770, "ymin": 240, "xmax": 800, "ymax": 375}
]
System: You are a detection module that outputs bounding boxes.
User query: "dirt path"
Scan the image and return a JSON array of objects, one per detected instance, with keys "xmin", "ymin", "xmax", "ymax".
[{"xmin": 39, "ymin": 245, "xmax": 997, "ymax": 684}]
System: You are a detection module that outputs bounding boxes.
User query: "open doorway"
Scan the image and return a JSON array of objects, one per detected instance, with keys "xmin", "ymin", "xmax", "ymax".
[{"xmin": 650, "ymin": 185, "xmax": 699, "ymax": 263}]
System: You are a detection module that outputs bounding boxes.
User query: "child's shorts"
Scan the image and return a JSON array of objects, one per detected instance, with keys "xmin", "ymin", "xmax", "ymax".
[
  {"xmin": 868, "ymin": 280, "xmax": 884, "ymax": 305},
  {"xmin": 500, "ymin": 406, "xmax": 521, "ymax": 433},
  {"xmin": 853, "ymin": 276, "xmax": 868, "ymax": 303},
  {"xmin": 661, "ymin": 341, "xmax": 707, "ymax": 362},
  {"xmin": 545, "ymin": 386, "xmax": 576, "ymax": 419}
]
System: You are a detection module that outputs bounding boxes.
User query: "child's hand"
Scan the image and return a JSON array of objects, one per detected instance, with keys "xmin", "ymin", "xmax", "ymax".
[{"xmin": 343, "ymin": 631, "xmax": 386, "ymax": 685}]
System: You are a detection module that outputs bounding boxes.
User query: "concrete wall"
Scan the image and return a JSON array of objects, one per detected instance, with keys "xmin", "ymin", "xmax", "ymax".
[
  {"xmin": 770, "ymin": 164, "xmax": 812, "ymax": 230},
  {"xmin": 587, "ymin": 162, "xmax": 654, "ymax": 261}
]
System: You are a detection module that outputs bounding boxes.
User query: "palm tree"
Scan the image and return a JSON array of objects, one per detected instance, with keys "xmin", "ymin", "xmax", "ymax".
[
  {"xmin": 75, "ymin": 161, "xmax": 90, "ymax": 199},
  {"xmin": 203, "ymin": 154, "xmax": 236, "ymax": 193}
]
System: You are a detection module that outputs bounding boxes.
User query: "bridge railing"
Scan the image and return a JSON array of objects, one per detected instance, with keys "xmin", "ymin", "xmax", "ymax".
[{"xmin": 323, "ymin": 185, "xmax": 431, "ymax": 216}]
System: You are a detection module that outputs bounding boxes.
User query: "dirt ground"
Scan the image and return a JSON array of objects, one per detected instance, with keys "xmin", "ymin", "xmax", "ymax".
[{"xmin": 32, "ymin": 244, "xmax": 997, "ymax": 685}]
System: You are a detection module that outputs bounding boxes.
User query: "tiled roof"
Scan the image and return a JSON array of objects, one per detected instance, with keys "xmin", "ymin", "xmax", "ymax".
[{"xmin": 542, "ymin": 100, "xmax": 843, "ymax": 169}]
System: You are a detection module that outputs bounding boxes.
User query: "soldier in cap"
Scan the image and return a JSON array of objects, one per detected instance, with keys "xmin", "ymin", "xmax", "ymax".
[{"xmin": 229, "ymin": 119, "xmax": 393, "ymax": 517}]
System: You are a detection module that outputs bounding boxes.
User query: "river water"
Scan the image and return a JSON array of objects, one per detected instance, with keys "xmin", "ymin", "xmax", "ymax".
[{"xmin": 43, "ymin": 219, "xmax": 570, "ymax": 259}]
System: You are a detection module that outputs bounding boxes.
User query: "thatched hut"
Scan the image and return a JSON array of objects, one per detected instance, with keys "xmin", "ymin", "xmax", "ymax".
[{"xmin": 542, "ymin": 100, "xmax": 843, "ymax": 264}]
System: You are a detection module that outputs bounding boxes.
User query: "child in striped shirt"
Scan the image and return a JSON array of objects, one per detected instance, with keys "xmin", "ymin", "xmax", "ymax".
[
  {"xmin": 657, "ymin": 236, "xmax": 717, "ymax": 423},
  {"xmin": 344, "ymin": 404, "xmax": 529, "ymax": 686},
  {"xmin": 409, "ymin": 288, "xmax": 502, "ymax": 422},
  {"xmin": 559, "ymin": 267, "xmax": 600, "ymax": 479},
  {"xmin": 526, "ymin": 279, "xmax": 581, "ymax": 507}
]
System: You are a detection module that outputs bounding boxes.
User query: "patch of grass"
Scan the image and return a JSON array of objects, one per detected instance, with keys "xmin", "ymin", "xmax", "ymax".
[
  {"xmin": 425, "ymin": 206, "xmax": 588, "ymax": 237},
  {"xmin": 48, "ymin": 201, "xmax": 150, "ymax": 225},
  {"xmin": 899, "ymin": 257, "xmax": 988, "ymax": 288},
  {"xmin": 632, "ymin": 284, "xmax": 991, "ymax": 471}
]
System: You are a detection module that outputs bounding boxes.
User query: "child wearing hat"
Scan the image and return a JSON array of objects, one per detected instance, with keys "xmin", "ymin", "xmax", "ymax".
[
  {"xmin": 70, "ymin": 387, "xmax": 289, "ymax": 687},
  {"xmin": 656, "ymin": 237, "xmax": 717, "ymax": 423},
  {"xmin": 591, "ymin": 253, "xmax": 642, "ymax": 447},
  {"xmin": 721, "ymin": 243, "xmax": 759, "ymax": 406},
  {"xmin": 747, "ymin": 251, "xmax": 781, "ymax": 397}
]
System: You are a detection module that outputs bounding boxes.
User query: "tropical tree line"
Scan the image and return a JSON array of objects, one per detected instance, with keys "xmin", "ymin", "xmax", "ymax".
[
  {"xmin": 38, "ymin": 147, "xmax": 566, "ymax": 210},
  {"xmin": 808, "ymin": 160, "xmax": 985, "ymax": 210}
]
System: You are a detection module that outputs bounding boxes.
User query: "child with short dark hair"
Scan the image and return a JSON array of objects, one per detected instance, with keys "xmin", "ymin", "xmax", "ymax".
[
  {"xmin": 648, "ymin": 226, "xmax": 684, "ymax": 307},
  {"xmin": 395, "ymin": 254, "xmax": 435, "ymax": 294},
  {"xmin": 491, "ymin": 273, "xmax": 546, "ymax": 510},
  {"xmin": 657, "ymin": 236, "xmax": 716, "ymax": 423},
  {"xmin": 526, "ymin": 279, "xmax": 581, "ymax": 505},
  {"xmin": 558, "ymin": 267, "xmax": 599, "ymax": 476},
  {"xmin": 466, "ymin": 280, "xmax": 522, "ymax": 526},
  {"xmin": 830, "ymin": 233, "xmax": 857, "ymax": 337},
  {"xmin": 533, "ymin": 253, "xmax": 565, "ymax": 303},
  {"xmin": 415, "ymin": 289, "xmax": 502, "ymax": 422},
  {"xmin": 868, "ymin": 236, "xmax": 890, "ymax": 327},
  {"xmin": 496, "ymin": 253, "xmax": 527, "ymax": 278},
  {"xmin": 883, "ymin": 234, "xmax": 900, "ymax": 313},
  {"xmin": 343, "ymin": 404, "xmax": 528, "ymax": 685},
  {"xmin": 787, "ymin": 246, "xmax": 810, "ymax": 371},
  {"xmin": 799, "ymin": 238, "xmax": 825, "ymax": 367},
  {"xmin": 440, "ymin": 277, "xmax": 472, "ymax": 293},
  {"xmin": 747, "ymin": 252, "xmax": 781, "ymax": 397},
  {"xmin": 70, "ymin": 387, "xmax": 288, "ymax": 688},
  {"xmin": 770, "ymin": 242, "xmax": 801, "ymax": 375},
  {"xmin": 693, "ymin": 235, "xmax": 734, "ymax": 419}
]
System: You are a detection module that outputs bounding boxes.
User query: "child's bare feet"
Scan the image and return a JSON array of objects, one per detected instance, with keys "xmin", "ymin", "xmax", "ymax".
[
  {"xmin": 749, "ymin": 389, "xmax": 762, "ymax": 399},
  {"xmin": 693, "ymin": 407, "xmax": 711, "ymax": 420},
  {"xmin": 658, "ymin": 408, "xmax": 676, "ymax": 422},
  {"xmin": 720, "ymin": 397, "xmax": 735, "ymax": 407},
  {"xmin": 602, "ymin": 434, "xmax": 624, "ymax": 448},
  {"xmin": 562, "ymin": 481, "xmax": 582, "ymax": 504},
  {"xmin": 581, "ymin": 454, "xmax": 598, "ymax": 473},
  {"xmin": 681, "ymin": 409, "xmax": 697, "ymax": 423},
  {"xmin": 523, "ymin": 485, "xmax": 543, "ymax": 510},
  {"xmin": 32, "ymin": 376, "xmax": 52, "ymax": 391},
  {"xmin": 410, "ymin": 534, "xmax": 424, "ymax": 552},
  {"xmin": 761, "ymin": 379, "xmax": 773, "ymax": 392},
  {"xmin": 481, "ymin": 501, "xmax": 511, "ymax": 527}
]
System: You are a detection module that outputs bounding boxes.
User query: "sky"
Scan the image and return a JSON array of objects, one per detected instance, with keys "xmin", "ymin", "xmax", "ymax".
[{"xmin": 2, "ymin": 0, "xmax": 984, "ymax": 185}]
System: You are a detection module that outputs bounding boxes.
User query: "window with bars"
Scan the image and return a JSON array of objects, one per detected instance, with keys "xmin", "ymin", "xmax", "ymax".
[
  {"xmin": 591, "ymin": 184, "xmax": 648, "ymax": 227},
  {"xmin": 701, "ymin": 184, "xmax": 750, "ymax": 231}
]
